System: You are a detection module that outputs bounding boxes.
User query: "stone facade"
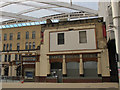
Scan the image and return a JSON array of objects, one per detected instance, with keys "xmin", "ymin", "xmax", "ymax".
[{"xmin": 1, "ymin": 17, "xmax": 111, "ymax": 82}]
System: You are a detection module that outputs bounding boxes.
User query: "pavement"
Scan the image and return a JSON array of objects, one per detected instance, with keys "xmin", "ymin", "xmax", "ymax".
[{"xmin": 1, "ymin": 82, "xmax": 118, "ymax": 89}]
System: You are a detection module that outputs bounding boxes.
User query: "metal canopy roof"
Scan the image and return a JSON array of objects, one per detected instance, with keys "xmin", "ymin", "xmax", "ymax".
[{"xmin": 0, "ymin": 0, "xmax": 98, "ymax": 25}]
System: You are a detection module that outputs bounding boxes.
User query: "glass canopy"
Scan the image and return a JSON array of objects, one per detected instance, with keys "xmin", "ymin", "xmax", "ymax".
[{"xmin": 0, "ymin": 0, "xmax": 98, "ymax": 28}]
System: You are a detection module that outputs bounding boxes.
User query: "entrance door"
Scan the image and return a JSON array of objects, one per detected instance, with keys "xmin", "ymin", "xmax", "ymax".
[
  {"xmin": 51, "ymin": 62, "xmax": 62, "ymax": 83},
  {"xmin": 4, "ymin": 66, "xmax": 9, "ymax": 76},
  {"xmin": 25, "ymin": 71, "xmax": 34, "ymax": 79},
  {"xmin": 24, "ymin": 68, "xmax": 35, "ymax": 81},
  {"xmin": 16, "ymin": 66, "xmax": 21, "ymax": 76}
]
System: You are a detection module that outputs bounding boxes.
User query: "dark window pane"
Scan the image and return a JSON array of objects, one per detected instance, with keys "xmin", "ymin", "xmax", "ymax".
[
  {"xmin": 3, "ymin": 44, "xmax": 6, "ymax": 51},
  {"xmin": 29, "ymin": 42, "xmax": 31, "ymax": 50},
  {"xmin": 65, "ymin": 54, "xmax": 80, "ymax": 59},
  {"xmin": 8, "ymin": 55, "xmax": 11, "ymax": 62},
  {"xmin": 0, "ymin": 55, "xmax": 1, "ymax": 62},
  {"xmin": 17, "ymin": 32, "xmax": 20, "ymax": 40},
  {"xmin": 79, "ymin": 31, "xmax": 87, "ymax": 43},
  {"xmin": 49, "ymin": 55, "xmax": 63, "ymax": 59},
  {"xmin": 32, "ymin": 31, "xmax": 35, "ymax": 39},
  {"xmin": 9, "ymin": 33, "xmax": 13, "ymax": 40},
  {"xmin": 10, "ymin": 44, "xmax": 12, "ymax": 50},
  {"xmin": 33, "ymin": 42, "xmax": 35, "ymax": 49},
  {"xmin": 58, "ymin": 33, "xmax": 64, "ymax": 45},
  {"xmin": 51, "ymin": 62, "xmax": 62, "ymax": 69},
  {"xmin": 15, "ymin": 54, "xmax": 18, "ymax": 60},
  {"xmin": 19, "ymin": 54, "xmax": 21, "ymax": 61},
  {"xmin": 4, "ymin": 34, "xmax": 7, "ymax": 41},
  {"xmin": 26, "ymin": 31, "xmax": 29, "ymax": 39},
  {"xmin": 17, "ymin": 43, "xmax": 20, "ymax": 50},
  {"xmin": 25, "ymin": 42, "xmax": 28, "ymax": 50},
  {"xmin": 4, "ymin": 55, "xmax": 7, "ymax": 62},
  {"xmin": 83, "ymin": 54, "xmax": 97, "ymax": 58},
  {"xmin": 6, "ymin": 44, "xmax": 9, "ymax": 51}
]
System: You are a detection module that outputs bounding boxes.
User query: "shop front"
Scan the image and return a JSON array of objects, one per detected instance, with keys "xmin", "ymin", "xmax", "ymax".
[{"xmin": 22, "ymin": 55, "xmax": 38, "ymax": 82}]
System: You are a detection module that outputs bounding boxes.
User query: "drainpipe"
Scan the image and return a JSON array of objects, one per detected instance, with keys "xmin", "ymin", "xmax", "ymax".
[{"xmin": 111, "ymin": 0, "xmax": 120, "ymax": 88}]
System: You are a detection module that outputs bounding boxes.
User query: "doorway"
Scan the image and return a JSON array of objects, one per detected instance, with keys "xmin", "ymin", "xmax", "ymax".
[{"xmin": 51, "ymin": 62, "xmax": 62, "ymax": 83}]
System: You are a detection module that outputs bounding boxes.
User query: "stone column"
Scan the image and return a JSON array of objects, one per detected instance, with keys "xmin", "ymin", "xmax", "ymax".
[
  {"xmin": 8, "ymin": 65, "xmax": 12, "ymax": 76},
  {"xmin": 11, "ymin": 54, "xmax": 15, "ymax": 61},
  {"xmin": 79, "ymin": 54, "xmax": 84, "ymax": 76},
  {"xmin": 47, "ymin": 56, "xmax": 50, "ymax": 75},
  {"xmin": 62, "ymin": 55, "xmax": 66, "ymax": 76},
  {"xmin": 35, "ymin": 62, "xmax": 40, "ymax": 76},
  {"xmin": 12, "ymin": 65, "xmax": 17, "ymax": 76},
  {"xmin": 1, "ymin": 66, "xmax": 4, "ymax": 76},
  {"xmin": 97, "ymin": 53, "xmax": 102, "ymax": 76},
  {"xmin": 1, "ymin": 54, "xmax": 5, "ymax": 62}
]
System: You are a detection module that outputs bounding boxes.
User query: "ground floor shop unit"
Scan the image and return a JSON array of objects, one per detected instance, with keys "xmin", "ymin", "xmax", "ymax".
[{"xmin": 1, "ymin": 49, "xmax": 111, "ymax": 83}]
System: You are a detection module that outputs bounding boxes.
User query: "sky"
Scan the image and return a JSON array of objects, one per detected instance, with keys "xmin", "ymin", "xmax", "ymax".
[
  {"xmin": 73, "ymin": 2, "xmax": 98, "ymax": 10},
  {"xmin": 57, "ymin": 0, "xmax": 99, "ymax": 10}
]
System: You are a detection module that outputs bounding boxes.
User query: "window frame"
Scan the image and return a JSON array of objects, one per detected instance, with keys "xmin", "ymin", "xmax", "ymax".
[
  {"xmin": 29, "ymin": 42, "xmax": 31, "ymax": 50},
  {"xmin": 3, "ymin": 44, "xmax": 6, "ymax": 51},
  {"xmin": 79, "ymin": 31, "xmax": 87, "ymax": 43},
  {"xmin": 10, "ymin": 43, "xmax": 12, "ymax": 50},
  {"xmin": 17, "ymin": 32, "xmax": 20, "ymax": 40},
  {"xmin": 33, "ymin": 42, "xmax": 35, "ymax": 49},
  {"xmin": 26, "ymin": 31, "xmax": 29, "ymax": 39},
  {"xmin": 19, "ymin": 54, "xmax": 21, "ymax": 61},
  {"xmin": 9, "ymin": 33, "xmax": 13, "ymax": 40},
  {"xmin": 32, "ymin": 31, "xmax": 36, "ymax": 39},
  {"xmin": 57, "ymin": 33, "xmax": 64, "ymax": 45},
  {"xmin": 6, "ymin": 44, "xmax": 9, "ymax": 51},
  {"xmin": 25, "ymin": 42, "xmax": 28, "ymax": 50},
  {"xmin": 17, "ymin": 43, "xmax": 20, "ymax": 50},
  {"xmin": 4, "ymin": 34, "xmax": 7, "ymax": 41},
  {"xmin": 4, "ymin": 55, "xmax": 7, "ymax": 62},
  {"xmin": 8, "ymin": 55, "xmax": 11, "ymax": 62},
  {"xmin": 15, "ymin": 54, "xmax": 18, "ymax": 60}
]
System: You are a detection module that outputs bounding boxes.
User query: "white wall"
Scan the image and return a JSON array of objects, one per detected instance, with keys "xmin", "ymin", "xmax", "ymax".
[{"xmin": 50, "ymin": 29, "xmax": 96, "ymax": 52}]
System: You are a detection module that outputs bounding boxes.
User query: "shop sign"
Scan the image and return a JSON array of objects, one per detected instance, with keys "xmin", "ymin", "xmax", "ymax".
[
  {"xmin": 23, "ymin": 62, "xmax": 35, "ymax": 64},
  {"xmin": 23, "ymin": 56, "xmax": 36, "ymax": 61}
]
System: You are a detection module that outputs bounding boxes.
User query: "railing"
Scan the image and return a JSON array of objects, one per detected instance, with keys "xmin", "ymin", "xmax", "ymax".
[{"xmin": 0, "ymin": 76, "xmax": 23, "ymax": 82}]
